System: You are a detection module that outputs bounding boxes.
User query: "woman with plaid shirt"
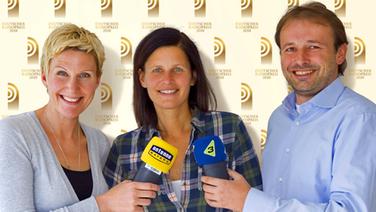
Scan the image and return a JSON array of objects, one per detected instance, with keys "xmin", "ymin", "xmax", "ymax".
[{"xmin": 103, "ymin": 27, "xmax": 262, "ymax": 212}]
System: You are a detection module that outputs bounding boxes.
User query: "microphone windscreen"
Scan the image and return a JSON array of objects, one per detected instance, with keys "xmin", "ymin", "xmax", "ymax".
[
  {"xmin": 193, "ymin": 135, "xmax": 227, "ymax": 166},
  {"xmin": 140, "ymin": 137, "xmax": 178, "ymax": 173}
]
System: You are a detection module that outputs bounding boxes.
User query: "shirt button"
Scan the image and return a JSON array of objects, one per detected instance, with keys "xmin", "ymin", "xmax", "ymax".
[
  {"xmin": 285, "ymin": 148, "xmax": 290, "ymax": 153},
  {"xmin": 278, "ymin": 177, "xmax": 283, "ymax": 182},
  {"xmin": 296, "ymin": 121, "xmax": 300, "ymax": 126}
]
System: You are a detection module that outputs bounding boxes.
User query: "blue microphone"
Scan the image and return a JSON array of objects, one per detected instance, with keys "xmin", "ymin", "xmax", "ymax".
[{"xmin": 193, "ymin": 135, "xmax": 229, "ymax": 179}]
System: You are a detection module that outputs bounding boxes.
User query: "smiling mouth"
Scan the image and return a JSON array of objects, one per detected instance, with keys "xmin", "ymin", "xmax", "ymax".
[
  {"xmin": 159, "ymin": 89, "xmax": 177, "ymax": 94},
  {"xmin": 61, "ymin": 95, "xmax": 81, "ymax": 103},
  {"xmin": 294, "ymin": 70, "xmax": 314, "ymax": 76}
]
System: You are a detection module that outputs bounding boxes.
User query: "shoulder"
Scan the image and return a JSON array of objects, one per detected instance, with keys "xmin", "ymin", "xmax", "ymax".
[
  {"xmin": 0, "ymin": 112, "xmax": 38, "ymax": 143},
  {"xmin": 340, "ymin": 88, "xmax": 376, "ymax": 114},
  {"xmin": 0, "ymin": 112, "xmax": 37, "ymax": 158},
  {"xmin": 81, "ymin": 124, "xmax": 110, "ymax": 154},
  {"xmin": 0, "ymin": 112, "xmax": 34, "ymax": 131},
  {"xmin": 112, "ymin": 127, "xmax": 149, "ymax": 149}
]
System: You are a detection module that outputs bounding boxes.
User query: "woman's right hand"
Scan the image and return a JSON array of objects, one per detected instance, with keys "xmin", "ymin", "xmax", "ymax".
[{"xmin": 96, "ymin": 180, "xmax": 160, "ymax": 212}]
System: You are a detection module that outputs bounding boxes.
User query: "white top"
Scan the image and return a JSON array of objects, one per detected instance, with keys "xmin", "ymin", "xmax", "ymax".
[
  {"xmin": 0, "ymin": 112, "xmax": 110, "ymax": 211},
  {"xmin": 171, "ymin": 180, "xmax": 182, "ymax": 202}
]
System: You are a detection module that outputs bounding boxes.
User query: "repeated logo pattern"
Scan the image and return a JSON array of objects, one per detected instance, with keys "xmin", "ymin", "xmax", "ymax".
[
  {"xmin": 241, "ymin": 83, "xmax": 252, "ymax": 110},
  {"xmin": 214, "ymin": 37, "xmax": 226, "ymax": 64},
  {"xmin": 101, "ymin": 83, "xmax": 112, "ymax": 110},
  {"xmin": 241, "ymin": 0, "xmax": 252, "ymax": 17},
  {"xmin": 121, "ymin": 37, "xmax": 132, "ymax": 64},
  {"xmin": 8, "ymin": 83, "xmax": 19, "ymax": 110},
  {"xmin": 354, "ymin": 37, "xmax": 366, "ymax": 64}
]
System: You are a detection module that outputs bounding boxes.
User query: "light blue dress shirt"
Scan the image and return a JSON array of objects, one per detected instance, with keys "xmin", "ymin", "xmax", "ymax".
[{"xmin": 245, "ymin": 78, "xmax": 376, "ymax": 211}]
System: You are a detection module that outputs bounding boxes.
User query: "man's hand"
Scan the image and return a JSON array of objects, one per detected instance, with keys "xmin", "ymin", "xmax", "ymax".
[{"xmin": 201, "ymin": 169, "xmax": 251, "ymax": 211}]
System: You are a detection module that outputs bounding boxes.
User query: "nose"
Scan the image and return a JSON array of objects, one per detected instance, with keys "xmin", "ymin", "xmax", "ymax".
[
  {"xmin": 66, "ymin": 76, "xmax": 79, "ymax": 90},
  {"xmin": 293, "ymin": 49, "xmax": 310, "ymax": 65},
  {"xmin": 161, "ymin": 71, "xmax": 174, "ymax": 84}
]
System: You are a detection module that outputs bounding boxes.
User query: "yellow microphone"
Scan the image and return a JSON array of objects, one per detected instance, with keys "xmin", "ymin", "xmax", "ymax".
[{"xmin": 134, "ymin": 137, "xmax": 178, "ymax": 184}]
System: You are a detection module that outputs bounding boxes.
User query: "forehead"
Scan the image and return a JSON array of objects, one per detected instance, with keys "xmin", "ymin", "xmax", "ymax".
[
  {"xmin": 145, "ymin": 46, "xmax": 189, "ymax": 65},
  {"xmin": 280, "ymin": 19, "xmax": 335, "ymax": 44}
]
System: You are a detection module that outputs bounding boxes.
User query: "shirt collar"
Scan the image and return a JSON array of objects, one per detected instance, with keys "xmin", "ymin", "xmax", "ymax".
[
  {"xmin": 141, "ymin": 109, "xmax": 206, "ymax": 141},
  {"xmin": 283, "ymin": 77, "xmax": 345, "ymax": 113}
]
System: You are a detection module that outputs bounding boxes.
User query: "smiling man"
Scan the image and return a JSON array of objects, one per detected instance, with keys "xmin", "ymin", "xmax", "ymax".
[{"xmin": 201, "ymin": 2, "xmax": 376, "ymax": 211}]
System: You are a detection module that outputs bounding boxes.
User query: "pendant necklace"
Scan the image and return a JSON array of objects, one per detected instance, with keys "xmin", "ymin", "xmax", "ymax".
[{"xmin": 44, "ymin": 113, "xmax": 81, "ymax": 170}]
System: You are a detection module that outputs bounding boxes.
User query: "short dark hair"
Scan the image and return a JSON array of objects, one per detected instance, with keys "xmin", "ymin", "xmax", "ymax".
[
  {"xmin": 133, "ymin": 27, "xmax": 217, "ymax": 127},
  {"xmin": 274, "ymin": 2, "xmax": 348, "ymax": 75}
]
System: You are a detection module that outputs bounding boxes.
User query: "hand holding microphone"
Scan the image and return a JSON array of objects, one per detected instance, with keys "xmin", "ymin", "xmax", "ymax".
[
  {"xmin": 97, "ymin": 137, "xmax": 177, "ymax": 211},
  {"xmin": 193, "ymin": 135, "xmax": 229, "ymax": 179},
  {"xmin": 134, "ymin": 136, "xmax": 178, "ymax": 184}
]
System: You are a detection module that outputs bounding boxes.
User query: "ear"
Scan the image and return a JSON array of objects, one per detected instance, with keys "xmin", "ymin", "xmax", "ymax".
[
  {"xmin": 138, "ymin": 69, "xmax": 147, "ymax": 88},
  {"xmin": 95, "ymin": 73, "xmax": 102, "ymax": 88},
  {"xmin": 190, "ymin": 70, "xmax": 197, "ymax": 86},
  {"xmin": 41, "ymin": 70, "xmax": 48, "ymax": 88},
  {"xmin": 336, "ymin": 43, "xmax": 347, "ymax": 65}
]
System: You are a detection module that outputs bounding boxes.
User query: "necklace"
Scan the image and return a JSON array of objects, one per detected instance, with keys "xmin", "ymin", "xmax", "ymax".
[{"xmin": 44, "ymin": 112, "xmax": 81, "ymax": 170}]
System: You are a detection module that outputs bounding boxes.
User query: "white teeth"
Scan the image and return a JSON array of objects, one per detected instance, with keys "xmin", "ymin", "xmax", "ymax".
[
  {"xmin": 62, "ymin": 96, "xmax": 80, "ymax": 102},
  {"xmin": 160, "ymin": 89, "xmax": 176, "ymax": 94},
  {"xmin": 295, "ymin": 70, "xmax": 313, "ymax": 75}
]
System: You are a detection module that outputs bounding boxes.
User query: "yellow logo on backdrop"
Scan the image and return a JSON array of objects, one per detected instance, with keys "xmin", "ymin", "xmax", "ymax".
[
  {"xmin": 214, "ymin": 37, "xmax": 226, "ymax": 64},
  {"xmin": 121, "ymin": 37, "xmax": 132, "ymax": 64},
  {"xmin": 261, "ymin": 37, "xmax": 272, "ymax": 64},
  {"xmin": 27, "ymin": 37, "xmax": 39, "ymax": 64},
  {"xmin": 287, "ymin": 0, "xmax": 299, "ymax": 9},
  {"xmin": 241, "ymin": 0, "xmax": 252, "ymax": 17},
  {"xmin": 148, "ymin": 0, "xmax": 159, "ymax": 17},
  {"xmin": 204, "ymin": 140, "xmax": 216, "ymax": 157},
  {"xmin": 334, "ymin": 0, "xmax": 346, "ymax": 17},
  {"xmin": 54, "ymin": 0, "xmax": 66, "ymax": 17},
  {"xmin": 241, "ymin": 83, "xmax": 252, "ymax": 110},
  {"xmin": 101, "ymin": 83, "xmax": 112, "ymax": 110},
  {"xmin": 194, "ymin": 0, "xmax": 205, "ymax": 17},
  {"xmin": 260, "ymin": 129, "xmax": 267, "ymax": 150},
  {"xmin": 8, "ymin": 83, "xmax": 19, "ymax": 110},
  {"xmin": 354, "ymin": 37, "xmax": 366, "ymax": 64},
  {"xmin": 101, "ymin": 0, "xmax": 112, "ymax": 17},
  {"xmin": 8, "ymin": 0, "xmax": 19, "ymax": 17}
]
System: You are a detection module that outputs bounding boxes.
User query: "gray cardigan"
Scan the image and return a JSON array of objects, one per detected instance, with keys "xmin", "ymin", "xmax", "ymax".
[{"xmin": 0, "ymin": 112, "xmax": 110, "ymax": 211}]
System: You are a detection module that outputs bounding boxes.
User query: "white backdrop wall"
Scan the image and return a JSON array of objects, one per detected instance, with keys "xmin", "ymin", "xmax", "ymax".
[{"xmin": 1, "ymin": 0, "xmax": 375, "ymax": 160}]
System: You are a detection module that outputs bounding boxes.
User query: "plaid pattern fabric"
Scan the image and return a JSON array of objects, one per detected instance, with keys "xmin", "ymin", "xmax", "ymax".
[{"xmin": 103, "ymin": 111, "xmax": 262, "ymax": 212}]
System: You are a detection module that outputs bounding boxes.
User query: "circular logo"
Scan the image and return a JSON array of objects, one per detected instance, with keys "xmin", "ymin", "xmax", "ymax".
[
  {"xmin": 241, "ymin": 83, "xmax": 252, "ymax": 103},
  {"xmin": 260, "ymin": 37, "xmax": 271, "ymax": 58},
  {"xmin": 214, "ymin": 37, "xmax": 225, "ymax": 58},
  {"xmin": 100, "ymin": 83, "xmax": 112, "ymax": 103},
  {"xmin": 354, "ymin": 37, "xmax": 365, "ymax": 58},
  {"xmin": 120, "ymin": 37, "xmax": 132, "ymax": 57},
  {"xmin": 8, "ymin": 83, "xmax": 19, "ymax": 103},
  {"xmin": 27, "ymin": 37, "xmax": 38, "ymax": 58}
]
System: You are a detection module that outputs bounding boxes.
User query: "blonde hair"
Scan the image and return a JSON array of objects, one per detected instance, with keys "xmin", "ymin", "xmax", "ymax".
[{"xmin": 40, "ymin": 23, "xmax": 105, "ymax": 76}]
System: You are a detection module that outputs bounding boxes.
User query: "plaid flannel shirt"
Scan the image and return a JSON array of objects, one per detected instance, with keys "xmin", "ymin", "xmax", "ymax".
[{"xmin": 103, "ymin": 111, "xmax": 262, "ymax": 212}]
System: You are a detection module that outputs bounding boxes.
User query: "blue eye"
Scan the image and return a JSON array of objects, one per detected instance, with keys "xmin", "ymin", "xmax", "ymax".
[
  {"xmin": 56, "ymin": 70, "xmax": 68, "ymax": 76},
  {"xmin": 308, "ymin": 45, "xmax": 320, "ymax": 49},
  {"xmin": 152, "ymin": 67, "xmax": 162, "ymax": 73},
  {"xmin": 175, "ymin": 67, "xmax": 184, "ymax": 72},
  {"xmin": 285, "ymin": 47, "xmax": 295, "ymax": 52},
  {"xmin": 79, "ymin": 72, "xmax": 91, "ymax": 78}
]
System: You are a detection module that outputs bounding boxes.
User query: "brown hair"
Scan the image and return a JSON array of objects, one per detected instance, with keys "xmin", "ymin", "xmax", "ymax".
[
  {"xmin": 133, "ymin": 27, "xmax": 217, "ymax": 127},
  {"xmin": 274, "ymin": 2, "xmax": 348, "ymax": 75}
]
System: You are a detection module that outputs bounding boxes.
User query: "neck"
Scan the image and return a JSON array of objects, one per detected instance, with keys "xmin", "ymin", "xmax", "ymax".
[
  {"xmin": 36, "ymin": 106, "xmax": 80, "ymax": 140},
  {"xmin": 156, "ymin": 107, "xmax": 192, "ymax": 137}
]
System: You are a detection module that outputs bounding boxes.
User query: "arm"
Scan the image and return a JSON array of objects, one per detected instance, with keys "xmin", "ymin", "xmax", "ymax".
[
  {"xmin": 244, "ymin": 112, "xmax": 376, "ymax": 212},
  {"xmin": 101, "ymin": 136, "xmax": 160, "ymax": 211},
  {"xmin": 0, "ymin": 125, "xmax": 35, "ymax": 211},
  {"xmin": 202, "ymin": 116, "xmax": 262, "ymax": 211}
]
